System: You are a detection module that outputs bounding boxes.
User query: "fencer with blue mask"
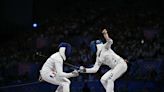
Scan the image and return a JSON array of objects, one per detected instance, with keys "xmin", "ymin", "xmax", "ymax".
[
  {"xmin": 40, "ymin": 42, "xmax": 79, "ymax": 92},
  {"xmin": 79, "ymin": 29, "xmax": 128, "ymax": 92}
]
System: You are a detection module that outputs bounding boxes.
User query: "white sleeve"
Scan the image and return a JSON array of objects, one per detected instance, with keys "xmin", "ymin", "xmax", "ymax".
[
  {"xmin": 85, "ymin": 57, "xmax": 102, "ymax": 73},
  {"xmin": 55, "ymin": 60, "xmax": 74, "ymax": 78},
  {"xmin": 104, "ymin": 38, "xmax": 113, "ymax": 49}
]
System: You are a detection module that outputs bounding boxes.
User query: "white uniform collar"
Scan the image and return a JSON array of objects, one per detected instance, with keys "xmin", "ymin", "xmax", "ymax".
[
  {"xmin": 96, "ymin": 43, "xmax": 103, "ymax": 55},
  {"xmin": 59, "ymin": 47, "xmax": 66, "ymax": 61}
]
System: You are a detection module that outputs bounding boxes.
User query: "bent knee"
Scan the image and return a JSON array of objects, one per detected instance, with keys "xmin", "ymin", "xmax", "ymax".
[
  {"xmin": 61, "ymin": 82, "xmax": 70, "ymax": 87},
  {"xmin": 64, "ymin": 78, "xmax": 71, "ymax": 84},
  {"xmin": 66, "ymin": 80, "xmax": 71, "ymax": 84},
  {"xmin": 61, "ymin": 79, "xmax": 71, "ymax": 86},
  {"xmin": 100, "ymin": 77, "xmax": 107, "ymax": 84},
  {"xmin": 122, "ymin": 63, "xmax": 128, "ymax": 72}
]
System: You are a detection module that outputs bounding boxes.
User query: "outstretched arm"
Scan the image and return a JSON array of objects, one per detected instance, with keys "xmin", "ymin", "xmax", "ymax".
[
  {"xmin": 80, "ymin": 57, "xmax": 101, "ymax": 73},
  {"xmin": 102, "ymin": 29, "xmax": 113, "ymax": 49}
]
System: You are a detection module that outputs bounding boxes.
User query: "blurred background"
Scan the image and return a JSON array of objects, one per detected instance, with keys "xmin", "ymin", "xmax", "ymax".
[{"xmin": 0, "ymin": 0, "xmax": 163, "ymax": 92}]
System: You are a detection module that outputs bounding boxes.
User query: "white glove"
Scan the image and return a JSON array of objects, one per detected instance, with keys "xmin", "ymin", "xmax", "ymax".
[
  {"xmin": 71, "ymin": 70, "xmax": 79, "ymax": 77},
  {"xmin": 79, "ymin": 66, "xmax": 86, "ymax": 73}
]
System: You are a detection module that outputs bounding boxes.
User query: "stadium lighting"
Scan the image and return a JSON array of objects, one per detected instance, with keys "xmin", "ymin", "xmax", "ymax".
[{"xmin": 33, "ymin": 23, "xmax": 38, "ymax": 28}]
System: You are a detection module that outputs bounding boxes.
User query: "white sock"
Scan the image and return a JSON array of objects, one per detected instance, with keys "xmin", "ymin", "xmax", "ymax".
[
  {"xmin": 106, "ymin": 79, "xmax": 114, "ymax": 92},
  {"xmin": 100, "ymin": 79, "xmax": 107, "ymax": 90}
]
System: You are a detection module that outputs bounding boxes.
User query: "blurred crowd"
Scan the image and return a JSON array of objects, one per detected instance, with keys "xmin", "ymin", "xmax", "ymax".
[{"xmin": 0, "ymin": 6, "xmax": 163, "ymax": 88}]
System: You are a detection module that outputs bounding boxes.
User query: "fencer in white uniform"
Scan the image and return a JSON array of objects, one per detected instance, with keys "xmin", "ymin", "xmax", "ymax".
[
  {"xmin": 80, "ymin": 29, "xmax": 128, "ymax": 92},
  {"xmin": 40, "ymin": 42, "xmax": 79, "ymax": 92}
]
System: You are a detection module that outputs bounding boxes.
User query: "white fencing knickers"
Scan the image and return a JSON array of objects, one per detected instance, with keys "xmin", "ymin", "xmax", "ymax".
[
  {"xmin": 40, "ymin": 69, "xmax": 71, "ymax": 92},
  {"xmin": 100, "ymin": 61, "xmax": 127, "ymax": 92}
]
